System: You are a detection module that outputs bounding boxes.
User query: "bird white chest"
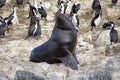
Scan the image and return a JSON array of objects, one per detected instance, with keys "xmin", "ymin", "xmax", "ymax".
[
  {"xmin": 94, "ymin": 15, "xmax": 101, "ymax": 26},
  {"xmin": 65, "ymin": 2, "xmax": 71, "ymax": 14},
  {"xmin": 61, "ymin": 4, "xmax": 65, "ymax": 14},
  {"xmin": 12, "ymin": 10, "xmax": 19, "ymax": 25},
  {"xmin": 34, "ymin": 0, "xmax": 38, "ymax": 9},
  {"xmin": 33, "ymin": 22, "xmax": 38, "ymax": 35},
  {"xmin": 72, "ymin": 15, "xmax": 77, "ymax": 27}
]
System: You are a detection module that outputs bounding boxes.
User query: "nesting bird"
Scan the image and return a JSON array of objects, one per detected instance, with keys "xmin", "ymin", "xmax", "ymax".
[
  {"xmin": 0, "ymin": 16, "xmax": 13, "ymax": 37},
  {"xmin": 91, "ymin": 13, "xmax": 101, "ymax": 31},
  {"xmin": 58, "ymin": 0, "xmax": 62, "ymax": 6},
  {"xmin": 33, "ymin": 0, "xmax": 38, "ymax": 10},
  {"xmin": 70, "ymin": 13, "xmax": 79, "ymax": 31},
  {"xmin": 0, "ymin": 0, "xmax": 6, "ymax": 8},
  {"xmin": 69, "ymin": 1, "xmax": 80, "ymax": 31},
  {"xmin": 58, "ymin": 1, "xmax": 65, "ymax": 14},
  {"xmin": 91, "ymin": 3, "xmax": 102, "ymax": 31},
  {"xmin": 64, "ymin": 0, "xmax": 72, "ymax": 15},
  {"xmin": 26, "ymin": 2, "xmax": 37, "ymax": 19},
  {"xmin": 109, "ymin": 21, "xmax": 118, "ymax": 45},
  {"xmin": 70, "ymin": 1, "xmax": 80, "ymax": 15},
  {"xmin": 92, "ymin": 0, "xmax": 100, "ymax": 13},
  {"xmin": 102, "ymin": 21, "xmax": 113, "ymax": 29},
  {"xmin": 26, "ymin": 17, "xmax": 41, "ymax": 39},
  {"xmin": 5, "ymin": 5, "xmax": 19, "ymax": 25},
  {"xmin": 95, "ymin": 4, "xmax": 102, "ymax": 16},
  {"xmin": 38, "ymin": 2, "xmax": 47, "ymax": 20}
]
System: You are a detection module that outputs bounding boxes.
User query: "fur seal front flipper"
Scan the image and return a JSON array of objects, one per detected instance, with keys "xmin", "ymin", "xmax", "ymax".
[{"xmin": 57, "ymin": 46, "xmax": 78, "ymax": 70}]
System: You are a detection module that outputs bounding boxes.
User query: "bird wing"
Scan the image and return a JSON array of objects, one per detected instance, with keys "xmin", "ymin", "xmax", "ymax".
[
  {"xmin": 38, "ymin": 7, "xmax": 47, "ymax": 16},
  {"xmin": 28, "ymin": 24, "xmax": 35, "ymax": 35}
]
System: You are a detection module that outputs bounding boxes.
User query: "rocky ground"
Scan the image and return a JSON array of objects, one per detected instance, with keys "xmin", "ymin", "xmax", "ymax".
[{"xmin": 0, "ymin": 0, "xmax": 120, "ymax": 80}]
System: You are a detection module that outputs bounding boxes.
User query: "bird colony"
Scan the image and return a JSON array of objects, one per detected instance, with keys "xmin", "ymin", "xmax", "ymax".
[{"xmin": 0, "ymin": 0, "xmax": 120, "ymax": 80}]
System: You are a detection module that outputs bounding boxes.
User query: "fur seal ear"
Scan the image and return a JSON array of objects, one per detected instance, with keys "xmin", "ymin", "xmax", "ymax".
[{"xmin": 57, "ymin": 47, "xmax": 78, "ymax": 70}]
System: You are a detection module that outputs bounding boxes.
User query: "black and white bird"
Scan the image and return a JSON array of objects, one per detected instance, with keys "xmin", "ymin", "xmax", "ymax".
[
  {"xmin": 91, "ymin": 13, "xmax": 101, "ymax": 31},
  {"xmin": 110, "ymin": 0, "xmax": 118, "ymax": 7},
  {"xmin": 26, "ymin": 18, "xmax": 41, "ymax": 39},
  {"xmin": 6, "ymin": 5, "xmax": 19, "ymax": 25},
  {"xmin": 0, "ymin": 16, "xmax": 13, "ymax": 37},
  {"xmin": 16, "ymin": 0, "xmax": 23, "ymax": 5},
  {"xmin": 70, "ymin": 13, "xmax": 79, "ymax": 31},
  {"xmin": 70, "ymin": 1, "xmax": 80, "ymax": 15},
  {"xmin": 58, "ymin": 1, "xmax": 65, "ymax": 14},
  {"xmin": 92, "ymin": 0, "xmax": 100, "ymax": 13},
  {"xmin": 109, "ymin": 21, "xmax": 118, "ymax": 45},
  {"xmin": 64, "ymin": 0, "xmax": 72, "ymax": 15},
  {"xmin": 26, "ymin": 2, "xmax": 37, "ymax": 19},
  {"xmin": 33, "ymin": 0, "xmax": 38, "ymax": 9},
  {"xmin": 0, "ymin": 0, "xmax": 6, "ymax": 8},
  {"xmin": 95, "ymin": 4, "xmax": 102, "ymax": 16},
  {"xmin": 102, "ymin": 21, "xmax": 112, "ymax": 29},
  {"xmin": 29, "ymin": 9, "xmax": 38, "ymax": 26},
  {"xmin": 58, "ymin": 0, "xmax": 62, "ymax": 6},
  {"xmin": 38, "ymin": 2, "xmax": 47, "ymax": 20}
]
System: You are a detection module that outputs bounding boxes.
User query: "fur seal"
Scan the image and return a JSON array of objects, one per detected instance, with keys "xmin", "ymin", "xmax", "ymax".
[{"xmin": 30, "ymin": 12, "xmax": 79, "ymax": 70}]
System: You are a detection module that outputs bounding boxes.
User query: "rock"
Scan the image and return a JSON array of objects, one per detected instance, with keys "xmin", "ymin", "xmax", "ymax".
[
  {"xmin": 6, "ymin": 0, "xmax": 10, "ymax": 4},
  {"xmin": 77, "ymin": 34, "xmax": 94, "ymax": 52},
  {"xmin": 95, "ymin": 30, "xmax": 110, "ymax": 46},
  {"xmin": 105, "ymin": 7, "xmax": 120, "ymax": 18},
  {"xmin": 82, "ymin": 32, "xmax": 93, "ymax": 43},
  {"xmin": 95, "ymin": 46, "xmax": 109, "ymax": 56},
  {"xmin": 67, "ymin": 70, "xmax": 112, "ymax": 80},
  {"xmin": 0, "ymin": 73, "xmax": 12, "ymax": 80},
  {"xmin": 14, "ymin": 70, "xmax": 44, "ymax": 80},
  {"xmin": 44, "ymin": 2, "xmax": 51, "ymax": 9},
  {"xmin": 108, "ymin": 43, "xmax": 120, "ymax": 55},
  {"xmin": 79, "ymin": 41, "xmax": 94, "ymax": 51},
  {"xmin": 37, "ymin": 63, "xmax": 50, "ymax": 71},
  {"xmin": 84, "ymin": 70, "xmax": 112, "ymax": 80},
  {"xmin": 46, "ymin": 72, "xmax": 65, "ymax": 80},
  {"xmin": 46, "ymin": 15, "xmax": 54, "ymax": 21},
  {"xmin": 115, "ymin": 27, "xmax": 120, "ymax": 42}
]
